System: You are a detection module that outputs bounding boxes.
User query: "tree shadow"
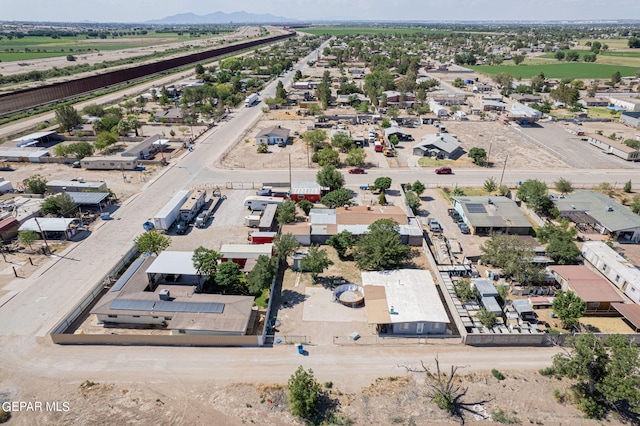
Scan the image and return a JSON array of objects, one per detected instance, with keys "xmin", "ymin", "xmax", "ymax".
[
  {"xmin": 279, "ymin": 289, "xmax": 307, "ymax": 309},
  {"xmin": 314, "ymin": 275, "xmax": 348, "ymax": 290}
]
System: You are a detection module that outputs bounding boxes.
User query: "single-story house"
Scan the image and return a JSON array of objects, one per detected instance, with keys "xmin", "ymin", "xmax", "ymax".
[
  {"xmin": 585, "ymin": 134, "xmax": 640, "ymax": 161},
  {"xmin": 581, "ymin": 241, "xmax": 640, "ymax": 305},
  {"xmin": 412, "ymin": 133, "xmax": 463, "ymax": 159},
  {"xmin": 510, "ymin": 102, "xmax": 542, "ymax": 123},
  {"xmin": 452, "ymin": 196, "xmax": 532, "ymax": 236},
  {"xmin": 578, "ymin": 97, "xmax": 609, "ymax": 107},
  {"xmin": 430, "ymin": 94, "xmax": 466, "ymax": 106},
  {"xmin": 81, "ymin": 155, "xmax": 138, "ymax": 170},
  {"xmin": 122, "ymin": 134, "xmax": 167, "ymax": 159},
  {"xmin": 19, "ymin": 217, "xmax": 80, "ymax": 240},
  {"xmin": 155, "ymin": 108, "xmax": 183, "ymax": 123},
  {"xmin": 481, "ymin": 99, "xmax": 506, "ymax": 111},
  {"xmin": 553, "ymin": 191, "xmax": 640, "ymax": 239},
  {"xmin": 255, "ymin": 125, "xmax": 290, "ymax": 146},
  {"xmin": 609, "ymin": 96, "xmax": 640, "ymax": 112},
  {"xmin": 91, "ymin": 253, "xmax": 254, "ymax": 335},
  {"xmin": 428, "ymin": 100, "xmax": 448, "ymax": 117},
  {"xmin": 549, "ymin": 265, "xmax": 624, "ymax": 314},
  {"xmin": 510, "ymin": 94, "xmax": 543, "ymax": 103},
  {"xmin": 47, "ymin": 179, "xmax": 107, "ymax": 193},
  {"xmin": 382, "ymin": 90, "xmax": 415, "ymax": 108},
  {"xmin": 362, "ymin": 269, "xmax": 450, "ymax": 335},
  {"xmin": 472, "ymin": 83, "xmax": 493, "ymax": 93}
]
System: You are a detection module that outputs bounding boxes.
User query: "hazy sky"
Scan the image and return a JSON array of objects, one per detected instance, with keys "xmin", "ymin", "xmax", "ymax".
[{"xmin": 2, "ymin": 0, "xmax": 639, "ymax": 23}]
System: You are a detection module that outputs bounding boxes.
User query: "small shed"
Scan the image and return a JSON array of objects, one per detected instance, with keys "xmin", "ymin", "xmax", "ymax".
[
  {"xmin": 0, "ymin": 217, "xmax": 20, "ymax": 241},
  {"xmin": 472, "ymin": 278, "xmax": 499, "ymax": 298},
  {"xmin": 481, "ymin": 296, "xmax": 502, "ymax": 315},
  {"xmin": 512, "ymin": 299, "xmax": 537, "ymax": 322}
]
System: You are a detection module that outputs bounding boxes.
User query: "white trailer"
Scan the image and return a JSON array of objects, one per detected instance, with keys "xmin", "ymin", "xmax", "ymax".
[
  {"xmin": 153, "ymin": 190, "xmax": 190, "ymax": 230},
  {"xmin": 243, "ymin": 195, "xmax": 283, "ymax": 211},
  {"xmin": 244, "ymin": 93, "xmax": 259, "ymax": 107}
]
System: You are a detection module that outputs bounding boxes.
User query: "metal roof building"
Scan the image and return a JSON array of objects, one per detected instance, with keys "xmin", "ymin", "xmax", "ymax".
[
  {"xmin": 452, "ymin": 196, "xmax": 532, "ymax": 235},
  {"xmin": 146, "ymin": 251, "xmax": 199, "ymax": 277},
  {"xmin": 554, "ymin": 191, "xmax": 640, "ymax": 238},
  {"xmin": 362, "ymin": 269, "xmax": 450, "ymax": 335}
]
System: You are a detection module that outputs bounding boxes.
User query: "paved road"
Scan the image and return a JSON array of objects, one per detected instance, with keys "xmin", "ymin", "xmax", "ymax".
[{"xmin": 0, "ymin": 38, "xmax": 635, "ymax": 394}]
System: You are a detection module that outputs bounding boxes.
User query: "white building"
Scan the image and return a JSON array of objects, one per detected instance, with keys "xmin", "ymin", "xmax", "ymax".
[
  {"xmin": 581, "ymin": 241, "xmax": 640, "ymax": 305},
  {"xmin": 609, "ymin": 96, "xmax": 640, "ymax": 112}
]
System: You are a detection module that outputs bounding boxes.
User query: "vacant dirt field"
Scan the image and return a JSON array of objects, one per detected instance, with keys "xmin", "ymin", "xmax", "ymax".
[{"xmin": 0, "ymin": 364, "xmax": 622, "ymax": 425}]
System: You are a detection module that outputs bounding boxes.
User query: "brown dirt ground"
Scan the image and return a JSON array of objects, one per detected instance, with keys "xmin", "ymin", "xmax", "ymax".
[{"xmin": 0, "ymin": 366, "xmax": 620, "ymax": 425}]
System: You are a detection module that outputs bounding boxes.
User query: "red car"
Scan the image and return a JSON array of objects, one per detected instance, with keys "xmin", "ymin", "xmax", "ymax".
[
  {"xmin": 435, "ymin": 166, "xmax": 452, "ymax": 174},
  {"xmin": 348, "ymin": 168, "xmax": 366, "ymax": 174}
]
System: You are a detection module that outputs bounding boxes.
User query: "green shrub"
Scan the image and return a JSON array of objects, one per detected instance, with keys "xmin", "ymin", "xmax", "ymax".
[
  {"xmin": 0, "ymin": 409, "xmax": 11, "ymax": 424},
  {"xmin": 492, "ymin": 408, "xmax": 520, "ymax": 424},
  {"xmin": 552, "ymin": 389, "xmax": 564, "ymax": 403},
  {"xmin": 492, "ymin": 369, "xmax": 505, "ymax": 380},
  {"xmin": 538, "ymin": 367, "xmax": 555, "ymax": 376}
]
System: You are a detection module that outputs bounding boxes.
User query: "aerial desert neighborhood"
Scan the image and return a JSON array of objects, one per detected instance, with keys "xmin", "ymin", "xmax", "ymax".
[{"xmin": 2, "ymin": 0, "xmax": 640, "ymax": 424}]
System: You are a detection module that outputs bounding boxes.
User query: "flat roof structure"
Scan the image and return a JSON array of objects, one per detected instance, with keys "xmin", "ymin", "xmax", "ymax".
[
  {"xmin": 146, "ymin": 251, "xmax": 199, "ymax": 276},
  {"xmin": 65, "ymin": 191, "xmax": 110, "ymax": 205},
  {"xmin": 335, "ymin": 205, "xmax": 408, "ymax": 226},
  {"xmin": 220, "ymin": 244, "xmax": 273, "ymax": 259},
  {"xmin": 472, "ymin": 278, "xmax": 499, "ymax": 297},
  {"xmin": 47, "ymin": 179, "xmax": 107, "ymax": 192},
  {"xmin": 361, "ymin": 269, "xmax": 449, "ymax": 325},
  {"xmin": 554, "ymin": 191, "xmax": 640, "ymax": 234},
  {"xmin": 581, "ymin": 241, "xmax": 640, "ymax": 289},
  {"xmin": 549, "ymin": 265, "xmax": 624, "ymax": 304},
  {"xmin": 19, "ymin": 218, "xmax": 78, "ymax": 232},
  {"xmin": 12, "ymin": 131, "xmax": 57, "ymax": 145},
  {"xmin": 453, "ymin": 196, "xmax": 531, "ymax": 233}
]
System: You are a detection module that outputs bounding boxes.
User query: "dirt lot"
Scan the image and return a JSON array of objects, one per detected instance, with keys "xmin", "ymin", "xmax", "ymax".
[{"xmin": 0, "ymin": 363, "xmax": 617, "ymax": 425}]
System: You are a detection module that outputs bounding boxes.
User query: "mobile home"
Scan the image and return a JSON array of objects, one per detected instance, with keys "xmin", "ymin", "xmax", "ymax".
[{"xmin": 243, "ymin": 196, "xmax": 283, "ymax": 211}]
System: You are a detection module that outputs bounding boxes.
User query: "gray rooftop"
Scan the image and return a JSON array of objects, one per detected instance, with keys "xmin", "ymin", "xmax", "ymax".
[
  {"xmin": 413, "ymin": 133, "xmax": 461, "ymax": 154},
  {"xmin": 553, "ymin": 191, "xmax": 640, "ymax": 232},
  {"xmin": 453, "ymin": 196, "xmax": 531, "ymax": 229},
  {"xmin": 257, "ymin": 125, "xmax": 290, "ymax": 138},
  {"xmin": 65, "ymin": 191, "xmax": 110, "ymax": 205}
]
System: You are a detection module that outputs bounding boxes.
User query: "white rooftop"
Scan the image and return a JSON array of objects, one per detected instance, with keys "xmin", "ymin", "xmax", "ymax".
[
  {"xmin": 145, "ymin": 251, "xmax": 199, "ymax": 276},
  {"xmin": 19, "ymin": 217, "xmax": 78, "ymax": 232},
  {"xmin": 582, "ymin": 241, "xmax": 640, "ymax": 284},
  {"xmin": 362, "ymin": 269, "xmax": 449, "ymax": 324},
  {"xmin": 11, "ymin": 131, "xmax": 56, "ymax": 143}
]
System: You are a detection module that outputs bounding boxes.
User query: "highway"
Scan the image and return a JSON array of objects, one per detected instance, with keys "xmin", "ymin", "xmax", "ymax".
[{"xmin": 1, "ymin": 38, "xmax": 640, "ymax": 398}]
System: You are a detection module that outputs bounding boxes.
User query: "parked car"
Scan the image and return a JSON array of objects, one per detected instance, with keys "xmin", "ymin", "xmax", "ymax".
[
  {"xmin": 348, "ymin": 168, "xmax": 366, "ymax": 174},
  {"xmin": 175, "ymin": 220, "xmax": 188, "ymax": 235},
  {"xmin": 458, "ymin": 222, "xmax": 470, "ymax": 234},
  {"xmin": 435, "ymin": 166, "xmax": 452, "ymax": 174}
]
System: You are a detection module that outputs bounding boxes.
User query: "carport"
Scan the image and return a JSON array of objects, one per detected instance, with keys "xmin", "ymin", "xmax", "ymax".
[
  {"xmin": 65, "ymin": 191, "xmax": 110, "ymax": 212},
  {"xmin": 19, "ymin": 218, "xmax": 79, "ymax": 240}
]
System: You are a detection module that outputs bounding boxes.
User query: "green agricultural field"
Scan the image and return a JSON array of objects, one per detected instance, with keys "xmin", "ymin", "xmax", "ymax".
[
  {"xmin": 0, "ymin": 33, "xmax": 202, "ymax": 61},
  {"xmin": 0, "ymin": 51, "xmax": 71, "ymax": 61},
  {"xmin": 469, "ymin": 63, "xmax": 640, "ymax": 79},
  {"xmin": 299, "ymin": 27, "xmax": 450, "ymax": 36}
]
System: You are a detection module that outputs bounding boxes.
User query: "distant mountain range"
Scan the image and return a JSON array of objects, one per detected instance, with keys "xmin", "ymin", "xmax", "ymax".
[{"xmin": 146, "ymin": 11, "xmax": 298, "ymax": 25}]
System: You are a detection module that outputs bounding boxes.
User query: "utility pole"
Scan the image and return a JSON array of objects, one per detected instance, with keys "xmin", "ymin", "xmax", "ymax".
[
  {"xmin": 499, "ymin": 154, "xmax": 509, "ymax": 188},
  {"xmin": 486, "ymin": 143, "xmax": 492, "ymax": 168},
  {"xmin": 33, "ymin": 217, "xmax": 51, "ymax": 255}
]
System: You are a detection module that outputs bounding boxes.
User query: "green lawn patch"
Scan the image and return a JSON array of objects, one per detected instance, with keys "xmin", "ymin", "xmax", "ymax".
[
  {"xmin": 469, "ymin": 63, "xmax": 640, "ymax": 79},
  {"xmin": 587, "ymin": 107, "xmax": 622, "ymax": 119},
  {"xmin": 254, "ymin": 288, "xmax": 270, "ymax": 308},
  {"xmin": 0, "ymin": 51, "xmax": 71, "ymax": 61},
  {"xmin": 417, "ymin": 157, "xmax": 454, "ymax": 167}
]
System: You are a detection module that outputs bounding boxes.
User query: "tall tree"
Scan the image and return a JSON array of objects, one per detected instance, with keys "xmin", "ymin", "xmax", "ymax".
[
  {"xmin": 288, "ymin": 366, "xmax": 322, "ymax": 420},
  {"xmin": 275, "ymin": 80, "xmax": 287, "ymax": 101},
  {"xmin": 18, "ymin": 230, "xmax": 39, "ymax": 250},
  {"xmin": 273, "ymin": 233, "xmax": 300, "ymax": 265},
  {"xmin": 246, "ymin": 255, "xmax": 276, "ymax": 295},
  {"xmin": 55, "ymin": 104, "xmax": 81, "ymax": 133},
  {"xmin": 24, "ymin": 174, "xmax": 47, "ymax": 194},
  {"xmin": 517, "ymin": 179, "xmax": 553, "ymax": 214},
  {"xmin": 321, "ymin": 188, "xmax": 354, "ymax": 208},
  {"xmin": 300, "ymin": 245, "xmax": 333, "ymax": 281},
  {"xmin": 316, "ymin": 165, "xmax": 344, "ymax": 191},
  {"xmin": 326, "ymin": 230, "xmax": 354, "ymax": 259},
  {"xmin": 551, "ymin": 334, "xmax": 640, "ymax": 419},
  {"xmin": 277, "ymin": 199, "xmax": 297, "ymax": 226},
  {"xmin": 353, "ymin": 219, "xmax": 411, "ymax": 270},
  {"xmin": 371, "ymin": 177, "xmax": 392, "ymax": 193},
  {"xmin": 40, "ymin": 193, "xmax": 77, "ymax": 217},
  {"xmin": 215, "ymin": 261, "xmax": 242, "ymax": 291},
  {"xmin": 331, "ymin": 132, "xmax": 354, "ymax": 153},
  {"xmin": 480, "ymin": 235, "xmax": 545, "ymax": 283},
  {"xmin": 191, "ymin": 246, "xmax": 222, "ymax": 281},
  {"xmin": 552, "ymin": 290, "xmax": 586, "ymax": 329},
  {"xmin": 554, "ymin": 178, "xmax": 574, "ymax": 195},
  {"xmin": 133, "ymin": 230, "xmax": 171, "ymax": 255}
]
